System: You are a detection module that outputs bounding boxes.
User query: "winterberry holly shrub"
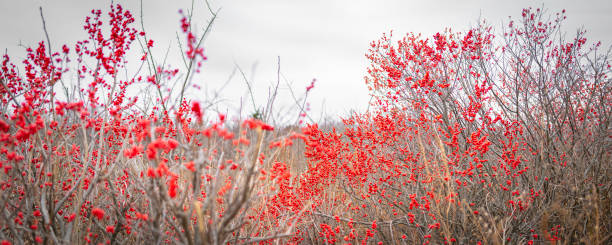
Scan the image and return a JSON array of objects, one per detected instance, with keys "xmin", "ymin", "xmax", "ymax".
[
  {"xmin": 0, "ymin": 3, "xmax": 610, "ymax": 245},
  {"xmin": 285, "ymin": 7, "xmax": 610, "ymax": 245},
  {"xmin": 0, "ymin": 3, "xmax": 309, "ymax": 245}
]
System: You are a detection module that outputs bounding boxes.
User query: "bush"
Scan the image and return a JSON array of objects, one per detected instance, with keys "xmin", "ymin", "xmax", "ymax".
[
  {"xmin": 0, "ymin": 3, "xmax": 610, "ymax": 245},
  {"xmin": 0, "ymin": 3, "xmax": 307, "ymax": 244},
  {"xmin": 295, "ymin": 7, "xmax": 611, "ymax": 244}
]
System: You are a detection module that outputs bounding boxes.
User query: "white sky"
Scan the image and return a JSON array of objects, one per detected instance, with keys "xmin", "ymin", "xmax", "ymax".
[{"xmin": 1, "ymin": 0, "xmax": 611, "ymax": 123}]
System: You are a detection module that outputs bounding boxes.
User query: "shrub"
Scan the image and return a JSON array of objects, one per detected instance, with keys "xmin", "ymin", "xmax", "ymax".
[
  {"xmin": 0, "ymin": 3, "xmax": 305, "ymax": 244},
  {"xmin": 0, "ymin": 3, "xmax": 609, "ymax": 245},
  {"xmin": 292, "ymin": 7, "xmax": 611, "ymax": 244}
]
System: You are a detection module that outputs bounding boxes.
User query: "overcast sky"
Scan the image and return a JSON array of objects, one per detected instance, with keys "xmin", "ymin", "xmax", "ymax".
[{"xmin": 1, "ymin": 0, "xmax": 611, "ymax": 122}]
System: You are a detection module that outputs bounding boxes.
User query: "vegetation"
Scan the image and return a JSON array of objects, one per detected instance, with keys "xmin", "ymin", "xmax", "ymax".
[{"xmin": 0, "ymin": 3, "xmax": 609, "ymax": 245}]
